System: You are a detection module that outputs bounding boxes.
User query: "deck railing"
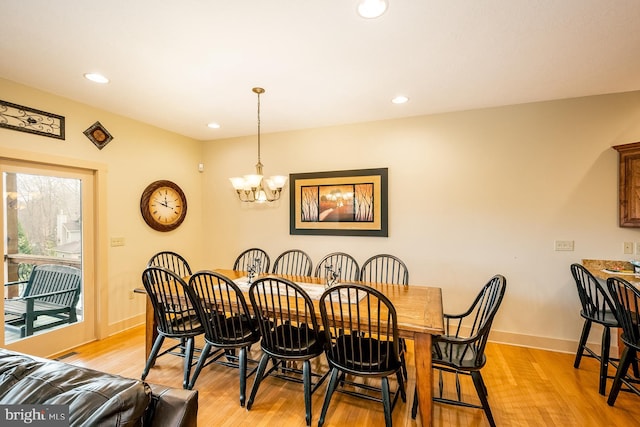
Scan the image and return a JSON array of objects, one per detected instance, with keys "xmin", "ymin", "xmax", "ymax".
[{"xmin": 4, "ymin": 253, "xmax": 81, "ymax": 295}]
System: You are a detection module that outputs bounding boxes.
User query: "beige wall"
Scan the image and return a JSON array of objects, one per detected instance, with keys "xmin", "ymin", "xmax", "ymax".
[
  {"xmin": 203, "ymin": 91, "xmax": 640, "ymax": 352},
  {"xmin": 2, "ymin": 77, "xmax": 640, "ymax": 352},
  {"xmin": 0, "ymin": 78, "xmax": 205, "ymax": 336}
]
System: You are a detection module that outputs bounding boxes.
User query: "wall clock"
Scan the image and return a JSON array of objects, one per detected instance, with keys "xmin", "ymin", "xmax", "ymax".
[{"xmin": 140, "ymin": 180, "xmax": 187, "ymax": 232}]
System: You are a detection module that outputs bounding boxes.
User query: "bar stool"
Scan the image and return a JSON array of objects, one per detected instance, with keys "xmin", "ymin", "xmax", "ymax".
[{"xmin": 570, "ymin": 263, "xmax": 619, "ymax": 395}]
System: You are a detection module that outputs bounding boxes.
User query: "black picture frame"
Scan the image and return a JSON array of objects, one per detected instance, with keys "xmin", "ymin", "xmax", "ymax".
[
  {"xmin": 0, "ymin": 99, "xmax": 65, "ymax": 140},
  {"xmin": 290, "ymin": 168, "xmax": 388, "ymax": 237}
]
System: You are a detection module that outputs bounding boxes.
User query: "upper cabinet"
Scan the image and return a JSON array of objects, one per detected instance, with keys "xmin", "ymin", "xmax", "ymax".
[{"xmin": 613, "ymin": 142, "xmax": 640, "ymax": 227}]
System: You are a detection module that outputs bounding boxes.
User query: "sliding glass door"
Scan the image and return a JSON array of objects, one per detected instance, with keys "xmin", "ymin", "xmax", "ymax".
[{"xmin": 1, "ymin": 159, "xmax": 96, "ymax": 356}]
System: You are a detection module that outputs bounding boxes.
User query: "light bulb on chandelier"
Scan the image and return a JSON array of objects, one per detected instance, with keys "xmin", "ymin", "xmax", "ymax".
[{"xmin": 229, "ymin": 87, "xmax": 287, "ymax": 203}]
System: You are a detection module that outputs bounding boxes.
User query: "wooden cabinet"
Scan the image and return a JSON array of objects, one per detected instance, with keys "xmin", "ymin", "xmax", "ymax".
[{"xmin": 613, "ymin": 142, "xmax": 640, "ymax": 227}]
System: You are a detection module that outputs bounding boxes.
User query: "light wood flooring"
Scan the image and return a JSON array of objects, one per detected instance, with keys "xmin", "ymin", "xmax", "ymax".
[{"xmin": 57, "ymin": 326, "xmax": 640, "ymax": 426}]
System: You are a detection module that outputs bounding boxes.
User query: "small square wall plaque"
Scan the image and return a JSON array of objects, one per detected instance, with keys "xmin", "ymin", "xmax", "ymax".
[{"xmin": 83, "ymin": 121, "xmax": 113, "ymax": 149}]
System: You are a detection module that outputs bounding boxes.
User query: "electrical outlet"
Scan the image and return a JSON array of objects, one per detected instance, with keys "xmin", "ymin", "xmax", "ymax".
[
  {"xmin": 635, "ymin": 242, "xmax": 640, "ymax": 256},
  {"xmin": 624, "ymin": 242, "xmax": 634, "ymax": 254},
  {"xmin": 554, "ymin": 240, "xmax": 574, "ymax": 251}
]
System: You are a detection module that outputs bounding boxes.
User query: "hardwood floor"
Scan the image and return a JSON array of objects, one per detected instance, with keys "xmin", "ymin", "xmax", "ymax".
[{"xmin": 58, "ymin": 325, "xmax": 640, "ymax": 426}]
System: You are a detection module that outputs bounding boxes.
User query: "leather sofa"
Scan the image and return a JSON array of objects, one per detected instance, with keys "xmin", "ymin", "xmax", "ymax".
[{"xmin": 0, "ymin": 349, "xmax": 198, "ymax": 426}]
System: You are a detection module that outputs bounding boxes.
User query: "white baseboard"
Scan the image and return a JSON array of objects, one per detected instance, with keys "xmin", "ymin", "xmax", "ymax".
[
  {"xmin": 489, "ymin": 329, "xmax": 620, "ymax": 358},
  {"xmin": 107, "ymin": 313, "xmax": 145, "ymax": 337}
]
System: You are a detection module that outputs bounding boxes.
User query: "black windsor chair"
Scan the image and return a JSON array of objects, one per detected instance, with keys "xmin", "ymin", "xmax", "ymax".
[
  {"xmin": 141, "ymin": 266, "xmax": 204, "ymax": 389},
  {"xmin": 318, "ymin": 283, "xmax": 406, "ymax": 427},
  {"xmin": 185, "ymin": 271, "xmax": 260, "ymax": 406},
  {"xmin": 233, "ymin": 248, "xmax": 270, "ymax": 274},
  {"xmin": 271, "ymin": 249, "xmax": 313, "ymax": 277},
  {"xmin": 314, "ymin": 252, "xmax": 360, "ymax": 282},
  {"xmin": 147, "ymin": 251, "xmax": 192, "ymax": 277},
  {"xmin": 360, "ymin": 254, "xmax": 410, "ymax": 379},
  {"xmin": 411, "ymin": 274, "xmax": 506, "ymax": 427},
  {"xmin": 606, "ymin": 276, "xmax": 640, "ymax": 406},
  {"xmin": 360, "ymin": 254, "xmax": 409, "ymax": 285},
  {"xmin": 570, "ymin": 263, "xmax": 620, "ymax": 395},
  {"xmin": 246, "ymin": 277, "xmax": 328, "ymax": 426}
]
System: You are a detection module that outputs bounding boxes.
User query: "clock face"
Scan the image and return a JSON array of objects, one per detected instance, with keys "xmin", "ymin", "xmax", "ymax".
[
  {"xmin": 140, "ymin": 180, "xmax": 187, "ymax": 231},
  {"xmin": 149, "ymin": 186, "xmax": 183, "ymax": 225}
]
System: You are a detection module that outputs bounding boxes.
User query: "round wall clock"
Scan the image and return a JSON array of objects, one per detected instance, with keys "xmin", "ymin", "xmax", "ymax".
[{"xmin": 140, "ymin": 180, "xmax": 187, "ymax": 232}]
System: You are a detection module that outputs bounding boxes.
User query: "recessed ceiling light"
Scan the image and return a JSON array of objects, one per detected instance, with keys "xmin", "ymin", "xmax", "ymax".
[
  {"xmin": 392, "ymin": 96, "xmax": 409, "ymax": 104},
  {"xmin": 207, "ymin": 122, "xmax": 221, "ymax": 129},
  {"xmin": 357, "ymin": 0, "xmax": 388, "ymax": 19},
  {"xmin": 84, "ymin": 73, "xmax": 109, "ymax": 84}
]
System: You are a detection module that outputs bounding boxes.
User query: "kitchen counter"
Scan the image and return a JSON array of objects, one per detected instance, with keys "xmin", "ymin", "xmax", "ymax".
[{"xmin": 582, "ymin": 259, "xmax": 640, "ymax": 284}]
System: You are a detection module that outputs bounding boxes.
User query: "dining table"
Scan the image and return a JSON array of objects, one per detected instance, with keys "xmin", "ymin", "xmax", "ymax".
[{"xmin": 137, "ymin": 269, "xmax": 444, "ymax": 426}]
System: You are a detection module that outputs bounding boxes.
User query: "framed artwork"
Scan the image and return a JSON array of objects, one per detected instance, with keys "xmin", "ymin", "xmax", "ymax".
[
  {"xmin": 83, "ymin": 121, "xmax": 113, "ymax": 149},
  {"xmin": 290, "ymin": 168, "xmax": 388, "ymax": 237},
  {"xmin": 0, "ymin": 99, "xmax": 65, "ymax": 140}
]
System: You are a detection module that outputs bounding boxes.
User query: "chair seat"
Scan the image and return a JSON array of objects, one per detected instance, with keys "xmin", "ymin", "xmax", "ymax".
[
  {"xmin": 331, "ymin": 335, "xmax": 401, "ymax": 373},
  {"xmin": 433, "ymin": 341, "xmax": 486, "ymax": 371},
  {"xmin": 580, "ymin": 309, "xmax": 618, "ymax": 327},
  {"xmin": 163, "ymin": 314, "xmax": 203, "ymax": 337},
  {"xmin": 204, "ymin": 313, "xmax": 260, "ymax": 346},
  {"xmin": 268, "ymin": 324, "xmax": 325, "ymax": 356}
]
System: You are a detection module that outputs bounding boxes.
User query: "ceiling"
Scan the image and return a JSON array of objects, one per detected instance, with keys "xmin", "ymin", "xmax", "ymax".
[{"xmin": 1, "ymin": 1, "xmax": 640, "ymax": 141}]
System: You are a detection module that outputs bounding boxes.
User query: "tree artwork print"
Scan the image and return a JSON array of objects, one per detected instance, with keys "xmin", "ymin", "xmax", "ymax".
[{"xmin": 300, "ymin": 183, "xmax": 374, "ymax": 223}]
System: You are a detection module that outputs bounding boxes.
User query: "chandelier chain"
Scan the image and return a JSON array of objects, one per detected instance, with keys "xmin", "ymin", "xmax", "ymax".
[{"xmin": 256, "ymin": 89, "xmax": 261, "ymax": 166}]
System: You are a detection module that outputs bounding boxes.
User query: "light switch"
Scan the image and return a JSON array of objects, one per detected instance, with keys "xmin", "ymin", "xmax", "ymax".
[
  {"xmin": 554, "ymin": 240, "xmax": 574, "ymax": 251},
  {"xmin": 110, "ymin": 237, "xmax": 125, "ymax": 247}
]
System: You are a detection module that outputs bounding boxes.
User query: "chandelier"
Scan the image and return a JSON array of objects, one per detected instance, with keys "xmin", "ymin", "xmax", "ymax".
[{"xmin": 229, "ymin": 87, "xmax": 287, "ymax": 203}]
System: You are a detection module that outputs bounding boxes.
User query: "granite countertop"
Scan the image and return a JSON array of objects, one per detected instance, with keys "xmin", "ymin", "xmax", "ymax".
[{"xmin": 582, "ymin": 259, "xmax": 640, "ymax": 284}]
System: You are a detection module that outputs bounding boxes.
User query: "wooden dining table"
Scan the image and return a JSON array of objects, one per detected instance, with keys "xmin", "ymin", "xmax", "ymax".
[{"xmin": 137, "ymin": 269, "xmax": 444, "ymax": 426}]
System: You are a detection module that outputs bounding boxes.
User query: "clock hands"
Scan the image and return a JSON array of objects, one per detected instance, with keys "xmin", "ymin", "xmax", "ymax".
[
  {"xmin": 159, "ymin": 192, "xmax": 181, "ymax": 210},
  {"xmin": 154, "ymin": 193, "xmax": 176, "ymax": 209},
  {"xmin": 152, "ymin": 194, "xmax": 181, "ymax": 223}
]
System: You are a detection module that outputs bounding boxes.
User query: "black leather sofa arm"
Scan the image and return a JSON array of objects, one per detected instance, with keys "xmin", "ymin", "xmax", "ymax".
[{"xmin": 147, "ymin": 383, "xmax": 198, "ymax": 427}]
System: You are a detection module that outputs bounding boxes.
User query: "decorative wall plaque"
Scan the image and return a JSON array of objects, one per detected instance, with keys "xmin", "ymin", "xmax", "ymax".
[
  {"xmin": 0, "ymin": 99, "xmax": 65, "ymax": 140},
  {"xmin": 83, "ymin": 121, "xmax": 113, "ymax": 149}
]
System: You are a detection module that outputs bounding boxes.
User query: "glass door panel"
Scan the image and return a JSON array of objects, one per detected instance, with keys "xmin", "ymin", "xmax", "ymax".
[{"xmin": 2, "ymin": 160, "xmax": 96, "ymax": 355}]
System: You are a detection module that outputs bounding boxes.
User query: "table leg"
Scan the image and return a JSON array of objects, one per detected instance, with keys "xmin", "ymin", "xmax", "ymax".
[
  {"xmin": 618, "ymin": 327, "xmax": 624, "ymax": 358},
  {"xmin": 414, "ymin": 332, "xmax": 433, "ymax": 427},
  {"xmin": 144, "ymin": 296, "xmax": 157, "ymax": 365}
]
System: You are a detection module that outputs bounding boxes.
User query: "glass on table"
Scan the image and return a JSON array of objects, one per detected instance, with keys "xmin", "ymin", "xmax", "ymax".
[
  {"xmin": 247, "ymin": 258, "xmax": 262, "ymax": 284},
  {"xmin": 324, "ymin": 264, "xmax": 341, "ymax": 288}
]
